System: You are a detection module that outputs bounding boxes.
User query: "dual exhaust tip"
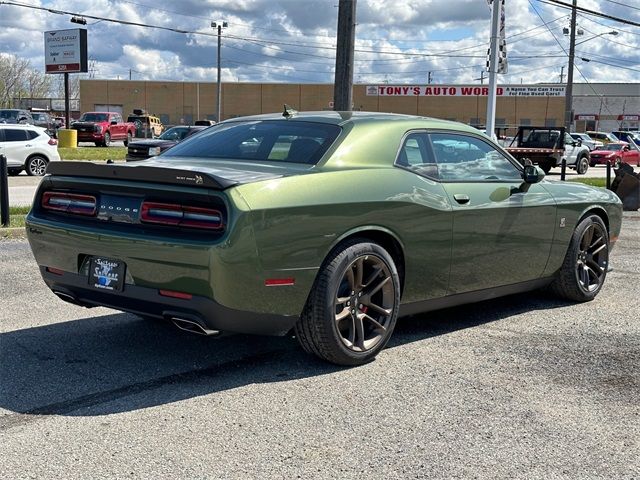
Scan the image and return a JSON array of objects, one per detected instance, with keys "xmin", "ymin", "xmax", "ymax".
[
  {"xmin": 170, "ymin": 317, "xmax": 220, "ymax": 336},
  {"xmin": 52, "ymin": 290, "xmax": 220, "ymax": 337}
]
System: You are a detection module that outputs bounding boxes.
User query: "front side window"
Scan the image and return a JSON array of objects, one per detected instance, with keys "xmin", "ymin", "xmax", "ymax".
[
  {"xmin": 430, "ymin": 132, "xmax": 522, "ymax": 181},
  {"xmin": 163, "ymin": 120, "xmax": 341, "ymax": 165},
  {"xmin": 80, "ymin": 113, "xmax": 109, "ymax": 122}
]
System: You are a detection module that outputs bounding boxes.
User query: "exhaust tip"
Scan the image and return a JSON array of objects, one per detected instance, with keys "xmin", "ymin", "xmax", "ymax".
[
  {"xmin": 52, "ymin": 290, "xmax": 78, "ymax": 303},
  {"xmin": 171, "ymin": 317, "xmax": 220, "ymax": 336}
]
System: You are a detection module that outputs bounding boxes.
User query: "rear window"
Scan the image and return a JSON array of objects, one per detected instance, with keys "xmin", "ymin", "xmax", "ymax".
[{"xmin": 162, "ymin": 120, "xmax": 341, "ymax": 165}]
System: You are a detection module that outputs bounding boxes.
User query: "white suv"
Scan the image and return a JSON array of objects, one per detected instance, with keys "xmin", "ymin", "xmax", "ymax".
[{"xmin": 0, "ymin": 124, "xmax": 60, "ymax": 176}]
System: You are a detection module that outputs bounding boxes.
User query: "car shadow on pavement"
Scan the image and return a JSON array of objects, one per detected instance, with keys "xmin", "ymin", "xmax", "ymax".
[{"xmin": 0, "ymin": 291, "xmax": 570, "ymax": 423}]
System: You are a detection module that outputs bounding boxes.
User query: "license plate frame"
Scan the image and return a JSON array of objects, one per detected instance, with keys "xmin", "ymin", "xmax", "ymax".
[{"xmin": 88, "ymin": 257, "xmax": 126, "ymax": 292}]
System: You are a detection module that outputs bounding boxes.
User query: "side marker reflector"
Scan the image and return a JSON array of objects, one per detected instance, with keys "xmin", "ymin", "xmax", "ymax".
[{"xmin": 265, "ymin": 278, "xmax": 295, "ymax": 287}]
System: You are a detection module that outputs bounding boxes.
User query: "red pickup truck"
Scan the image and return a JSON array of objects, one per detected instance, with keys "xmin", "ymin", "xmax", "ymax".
[{"xmin": 71, "ymin": 112, "xmax": 137, "ymax": 147}]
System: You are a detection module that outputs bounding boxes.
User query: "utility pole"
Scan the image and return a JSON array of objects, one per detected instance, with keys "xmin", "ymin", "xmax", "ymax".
[
  {"xmin": 428, "ymin": 71, "xmax": 433, "ymax": 84},
  {"xmin": 559, "ymin": 65, "xmax": 565, "ymax": 83},
  {"xmin": 485, "ymin": 0, "xmax": 501, "ymax": 139},
  {"xmin": 480, "ymin": 70, "xmax": 485, "ymax": 85},
  {"xmin": 333, "ymin": 0, "xmax": 357, "ymax": 111},
  {"xmin": 564, "ymin": 0, "xmax": 577, "ymax": 131},
  {"xmin": 212, "ymin": 21, "xmax": 228, "ymax": 122},
  {"xmin": 129, "ymin": 69, "xmax": 132, "ymax": 80}
]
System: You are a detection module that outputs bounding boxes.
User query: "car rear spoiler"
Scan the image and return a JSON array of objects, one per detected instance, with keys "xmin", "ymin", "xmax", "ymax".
[{"xmin": 46, "ymin": 161, "xmax": 238, "ymax": 190}]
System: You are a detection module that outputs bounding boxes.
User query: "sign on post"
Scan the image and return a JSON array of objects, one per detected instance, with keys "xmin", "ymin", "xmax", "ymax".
[{"xmin": 44, "ymin": 29, "xmax": 88, "ymax": 74}]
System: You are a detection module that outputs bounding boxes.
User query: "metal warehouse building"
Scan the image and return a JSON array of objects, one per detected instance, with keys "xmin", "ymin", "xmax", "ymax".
[{"xmin": 79, "ymin": 80, "xmax": 637, "ymax": 132}]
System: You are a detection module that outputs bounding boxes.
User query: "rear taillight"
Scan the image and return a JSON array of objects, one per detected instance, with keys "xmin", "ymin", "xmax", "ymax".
[
  {"xmin": 42, "ymin": 192, "xmax": 97, "ymax": 216},
  {"xmin": 48, "ymin": 138, "xmax": 58, "ymax": 145},
  {"xmin": 140, "ymin": 202, "xmax": 223, "ymax": 230}
]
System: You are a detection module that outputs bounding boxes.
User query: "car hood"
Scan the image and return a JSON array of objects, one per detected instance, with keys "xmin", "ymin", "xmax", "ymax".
[
  {"xmin": 591, "ymin": 150, "xmax": 616, "ymax": 155},
  {"xmin": 128, "ymin": 140, "xmax": 177, "ymax": 148}
]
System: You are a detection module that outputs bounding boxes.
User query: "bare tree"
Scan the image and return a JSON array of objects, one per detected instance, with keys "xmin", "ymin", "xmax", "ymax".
[
  {"xmin": 0, "ymin": 54, "xmax": 31, "ymax": 107},
  {"xmin": 53, "ymin": 74, "xmax": 80, "ymax": 99}
]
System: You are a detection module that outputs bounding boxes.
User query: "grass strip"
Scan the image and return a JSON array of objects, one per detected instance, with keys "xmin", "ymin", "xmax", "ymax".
[
  {"xmin": 567, "ymin": 178, "xmax": 607, "ymax": 188},
  {"xmin": 58, "ymin": 147, "xmax": 126, "ymax": 161}
]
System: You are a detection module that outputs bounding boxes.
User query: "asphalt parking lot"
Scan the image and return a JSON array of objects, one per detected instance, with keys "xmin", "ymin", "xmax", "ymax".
[{"xmin": 0, "ymin": 212, "xmax": 638, "ymax": 478}]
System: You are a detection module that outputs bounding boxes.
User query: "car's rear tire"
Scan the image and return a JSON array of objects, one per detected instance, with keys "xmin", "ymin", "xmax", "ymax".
[
  {"xmin": 539, "ymin": 159, "xmax": 553, "ymax": 174},
  {"xmin": 614, "ymin": 157, "xmax": 621, "ymax": 169},
  {"xmin": 102, "ymin": 131, "xmax": 111, "ymax": 147},
  {"xmin": 124, "ymin": 132, "xmax": 132, "ymax": 146},
  {"xmin": 294, "ymin": 240, "xmax": 401, "ymax": 366},
  {"xmin": 550, "ymin": 215, "xmax": 609, "ymax": 302},
  {"xmin": 25, "ymin": 155, "xmax": 48, "ymax": 176},
  {"xmin": 576, "ymin": 155, "xmax": 589, "ymax": 175}
]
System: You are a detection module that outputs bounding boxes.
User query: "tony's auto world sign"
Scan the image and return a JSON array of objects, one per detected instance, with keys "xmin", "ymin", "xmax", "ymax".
[
  {"xmin": 44, "ymin": 29, "xmax": 88, "ymax": 74},
  {"xmin": 367, "ymin": 85, "xmax": 565, "ymax": 97}
]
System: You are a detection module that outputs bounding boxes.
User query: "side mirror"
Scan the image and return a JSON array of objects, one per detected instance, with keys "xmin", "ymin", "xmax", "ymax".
[
  {"xmin": 110, "ymin": 120, "xmax": 117, "ymax": 125},
  {"xmin": 523, "ymin": 164, "xmax": 545, "ymax": 184}
]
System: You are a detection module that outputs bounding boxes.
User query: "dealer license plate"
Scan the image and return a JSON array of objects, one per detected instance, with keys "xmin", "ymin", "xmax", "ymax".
[{"xmin": 89, "ymin": 257, "xmax": 125, "ymax": 292}]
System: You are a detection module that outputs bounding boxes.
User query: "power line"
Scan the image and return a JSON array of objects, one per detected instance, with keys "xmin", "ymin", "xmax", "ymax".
[
  {"xmin": 601, "ymin": 0, "xmax": 640, "ymax": 12},
  {"xmin": 537, "ymin": 0, "xmax": 640, "ymax": 27},
  {"xmin": 577, "ymin": 13, "xmax": 640, "ymax": 37}
]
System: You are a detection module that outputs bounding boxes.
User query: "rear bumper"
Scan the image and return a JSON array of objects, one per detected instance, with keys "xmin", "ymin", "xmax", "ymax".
[{"xmin": 40, "ymin": 266, "xmax": 298, "ymax": 336}]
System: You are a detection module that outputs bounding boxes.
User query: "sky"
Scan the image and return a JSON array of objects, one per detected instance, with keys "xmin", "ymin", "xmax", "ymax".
[{"xmin": 0, "ymin": 0, "xmax": 638, "ymax": 86}]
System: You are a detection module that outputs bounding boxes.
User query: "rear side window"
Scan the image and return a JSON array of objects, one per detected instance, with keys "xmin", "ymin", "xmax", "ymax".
[
  {"xmin": 27, "ymin": 130, "xmax": 40, "ymax": 140},
  {"xmin": 163, "ymin": 120, "xmax": 341, "ymax": 165},
  {"xmin": 3, "ymin": 129, "xmax": 28, "ymax": 141}
]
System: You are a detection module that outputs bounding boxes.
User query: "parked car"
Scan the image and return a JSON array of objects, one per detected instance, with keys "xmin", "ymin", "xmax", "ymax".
[
  {"xmin": 589, "ymin": 142, "xmax": 640, "ymax": 168},
  {"xmin": 570, "ymin": 132, "xmax": 602, "ymax": 151},
  {"xmin": 0, "ymin": 124, "xmax": 60, "ymax": 175},
  {"xmin": 611, "ymin": 130, "xmax": 640, "ymax": 145},
  {"xmin": 26, "ymin": 112, "xmax": 622, "ymax": 366},
  {"xmin": 30, "ymin": 111, "xmax": 56, "ymax": 137},
  {"xmin": 0, "ymin": 109, "xmax": 34, "ymax": 125},
  {"xmin": 127, "ymin": 110, "xmax": 164, "ymax": 138},
  {"xmin": 125, "ymin": 125, "xmax": 208, "ymax": 161},
  {"xmin": 71, "ymin": 112, "xmax": 137, "ymax": 146},
  {"xmin": 586, "ymin": 131, "xmax": 619, "ymax": 145}
]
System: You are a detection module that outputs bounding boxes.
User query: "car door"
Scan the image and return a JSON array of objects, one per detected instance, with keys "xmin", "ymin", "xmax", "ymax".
[
  {"xmin": 563, "ymin": 133, "xmax": 579, "ymax": 165},
  {"xmin": 429, "ymin": 131, "xmax": 557, "ymax": 294},
  {"xmin": 0, "ymin": 128, "xmax": 30, "ymax": 167},
  {"xmin": 623, "ymin": 143, "xmax": 640, "ymax": 165}
]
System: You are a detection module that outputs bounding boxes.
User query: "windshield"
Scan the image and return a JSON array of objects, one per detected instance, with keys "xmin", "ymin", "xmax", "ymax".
[
  {"xmin": 32, "ymin": 113, "xmax": 46, "ymax": 121},
  {"xmin": 596, "ymin": 144, "xmax": 622, "ymax": 151},
  {"xmin": 0, "ymin": 110, "xmax": 18, "ymax": 119},
  {"xmin": 159, "ymin": 127, "xmax": 188, "ymax": 141},
  {"xmin": 163, "ymin": 120, "xmax": 341, "ymax": 165},
  {"xmin": 79, "ymin": 113, "xmax": 109, "ymax": 122}
]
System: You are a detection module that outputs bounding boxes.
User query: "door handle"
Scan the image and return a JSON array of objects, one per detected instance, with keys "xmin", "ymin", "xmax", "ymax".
[
  {"xmin": 25, "ymin": 144, "xmax": 32, "ymax": 147},
  {"xmin": 453, "ymin": 194, "xmax": 470, "ymax": 205}
]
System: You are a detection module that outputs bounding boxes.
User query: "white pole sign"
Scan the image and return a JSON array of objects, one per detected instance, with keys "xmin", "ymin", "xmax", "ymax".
[{"xmin": 44, "ymin": 29, "xmax": 88, "ymax": 74}]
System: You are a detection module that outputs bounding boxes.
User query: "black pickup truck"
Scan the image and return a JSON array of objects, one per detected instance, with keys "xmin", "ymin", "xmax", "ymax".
[{"xmin": 504, "ymin": 126, "xmax": 591, "ymax": 174}]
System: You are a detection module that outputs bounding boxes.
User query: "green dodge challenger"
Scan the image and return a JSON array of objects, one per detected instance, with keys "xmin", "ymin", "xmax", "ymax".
[{"xmin": 26, "ymin": 111, "xmax": 623, "ymax": 365}]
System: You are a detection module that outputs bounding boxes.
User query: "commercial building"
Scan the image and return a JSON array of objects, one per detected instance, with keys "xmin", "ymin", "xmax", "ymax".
[{"xmin": 79, "ymin": 79, "xmax": 637, "ymax": 132}]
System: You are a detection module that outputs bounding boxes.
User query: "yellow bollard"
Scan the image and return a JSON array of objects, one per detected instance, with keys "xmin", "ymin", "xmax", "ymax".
[{"xmin": 57, "ymin": 129, "xmax": 77, "ymax": 148}]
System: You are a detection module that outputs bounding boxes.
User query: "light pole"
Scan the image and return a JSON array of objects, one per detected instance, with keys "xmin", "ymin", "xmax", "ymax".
[
  {"xmin": 211, "ymin": 21, "xmax": 227, "ymax": 122},
  {"xmin": 563, "ymin": 0, "xmax": 618, "ymax": 131}
]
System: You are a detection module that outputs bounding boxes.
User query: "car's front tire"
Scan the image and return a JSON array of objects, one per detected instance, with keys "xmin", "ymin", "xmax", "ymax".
[
  {"xmin": 550, "ymin": 215, "xmax": 609, "ymax": 302},
  {"xmin": 25, "ymin": 155, "xmax": 48, "ymax": 176},
  {"xmin": 295, "ymin": 240, "xmax": 401, "ymax": 366},
  {"xmin": 102, "ymin": 131, "xmax": 111, "ymax": 147},
  {"xmin": 576, "ymin": 155, "xmax": 589, "ymax": 175}
]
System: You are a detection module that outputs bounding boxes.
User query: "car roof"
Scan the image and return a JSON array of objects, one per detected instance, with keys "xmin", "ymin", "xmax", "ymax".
[
  {"xmin": 0, "ymin": 124, "xmax": 46, "ymax": 131},
  {"xmin": 219, "ymin": 110, "xmax": 482, "ymax": 134}
]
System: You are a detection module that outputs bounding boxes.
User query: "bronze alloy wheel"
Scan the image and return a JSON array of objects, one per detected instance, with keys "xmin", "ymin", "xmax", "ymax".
[
  {"xmin": 334, "ymin": 254, "xmax": 395, "ymax": 353},
  {"xmin": 575, "ymin": 221, "xmax": 608, "ymax": 294}
]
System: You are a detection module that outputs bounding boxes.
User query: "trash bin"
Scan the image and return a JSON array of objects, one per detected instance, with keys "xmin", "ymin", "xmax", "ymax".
[{"xmin": 57, "ymin": 128, "xmax": 77, "ymax": 148}]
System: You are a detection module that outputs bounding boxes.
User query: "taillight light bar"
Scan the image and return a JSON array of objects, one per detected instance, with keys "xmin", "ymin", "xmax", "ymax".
[
  {"xmin": 140, "ymin": 202, "xmax": 223, "ymax": 230},
  {"xmin": 42, "ymin": 192, "xmax": 97, "ymax": 216}
]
